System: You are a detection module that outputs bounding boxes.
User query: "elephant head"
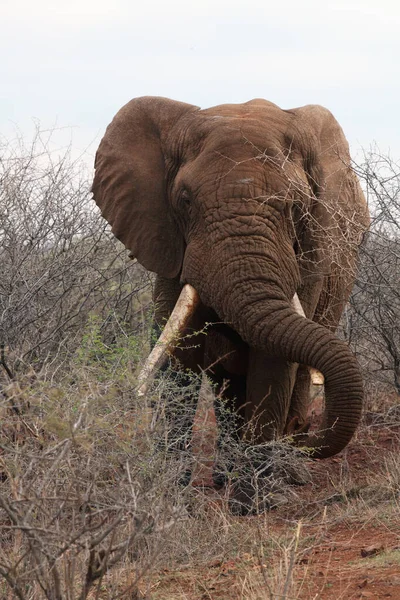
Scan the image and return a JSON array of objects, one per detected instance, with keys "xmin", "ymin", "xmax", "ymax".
[{"xmin": 92, "ymin": 96, "xmax": 369, "ymax": 458}]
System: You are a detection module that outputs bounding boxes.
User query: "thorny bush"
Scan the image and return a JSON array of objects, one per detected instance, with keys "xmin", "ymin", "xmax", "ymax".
[
  {"xmin": 345, "ymin": 150, "xmax": 400, "ymax": 398},
  {"xmin": 0, "ymin": 129, "xmax": 152, "ymax": 374}
]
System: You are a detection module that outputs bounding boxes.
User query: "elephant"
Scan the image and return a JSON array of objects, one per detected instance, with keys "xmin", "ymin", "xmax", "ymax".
[{"xmin": 92, "ymin": 96, "xmax": 369, "ymax": 507}]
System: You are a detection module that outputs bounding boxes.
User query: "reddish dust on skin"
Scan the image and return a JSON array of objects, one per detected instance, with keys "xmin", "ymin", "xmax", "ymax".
[{"xmin": 148, "ymin": 392, "xmax": 400, "ymax": 600}]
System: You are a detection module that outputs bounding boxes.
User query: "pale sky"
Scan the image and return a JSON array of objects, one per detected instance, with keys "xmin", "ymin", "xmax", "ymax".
[{"xmin": 1, "ymin": 0, "xmax": 399, "ymax": 166}]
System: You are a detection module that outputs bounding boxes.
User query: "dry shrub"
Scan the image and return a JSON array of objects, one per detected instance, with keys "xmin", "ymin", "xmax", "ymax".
[
  {"xmin": 0, "ymin": 314, "xmax": 315, "ymax": 599},
  {"xmin": 0, "ymin": 127, "xmax": 152, "ymax": 373},
  {"xmin": 345, "ymin": 150, "xmax": 400, "ymax": 401},
  {"xmin": 0, "ymin": 322, "xmax": 197, "ymax": 599}
]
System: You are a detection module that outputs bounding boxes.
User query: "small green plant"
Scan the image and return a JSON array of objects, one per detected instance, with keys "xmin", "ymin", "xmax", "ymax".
[{"xmin": 74, "ymin": 312, "xmax": 144, "ymax": 382}]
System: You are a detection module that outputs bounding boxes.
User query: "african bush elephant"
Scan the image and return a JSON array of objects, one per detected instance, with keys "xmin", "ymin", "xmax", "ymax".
[{"xmin": 92, "ymin": 96, "xmax": 369, "ymax": 466}]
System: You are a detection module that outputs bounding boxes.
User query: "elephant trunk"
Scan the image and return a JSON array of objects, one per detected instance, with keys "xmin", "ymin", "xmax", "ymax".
[{"xmin": 205, "ymin": 245, "xmax": 363, "ymax": 459}]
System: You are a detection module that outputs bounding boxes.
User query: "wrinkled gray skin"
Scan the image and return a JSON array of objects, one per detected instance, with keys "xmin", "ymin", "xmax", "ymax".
[{"xmin": 92, "ymin": 96, "xmax": 369, "ymax": 460}]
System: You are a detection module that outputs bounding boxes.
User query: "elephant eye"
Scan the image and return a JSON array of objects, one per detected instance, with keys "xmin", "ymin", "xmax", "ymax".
[{"xmin": 180, "ymin": 189, "xmax": 191, "ymax": 207}]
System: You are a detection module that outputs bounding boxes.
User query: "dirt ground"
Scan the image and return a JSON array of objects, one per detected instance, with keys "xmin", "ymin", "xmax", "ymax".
[{"xmin": 142, "ymin": 395, "xmax": 400, "ymax": 600}]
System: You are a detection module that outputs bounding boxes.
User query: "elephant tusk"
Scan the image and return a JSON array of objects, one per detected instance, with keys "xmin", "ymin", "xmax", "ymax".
[
  {"xmin": 291, "ymin": 292, "xmax": 306, "ymax": 319},
  {"xmin": 309, "ymin": 368, "xmax": 325, "ymax": 386},
  {"xmin": 291, "ymin": 293, "xmax": 325, "ymax": 386},
  {"xmin": 137, "ymin": 284, "xmax": 200, "ymax": 398}
]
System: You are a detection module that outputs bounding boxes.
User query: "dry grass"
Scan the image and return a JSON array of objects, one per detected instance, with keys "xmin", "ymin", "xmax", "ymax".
[
  {"xmin": 1, "ymin": 326, "xmax": 399, "ymax": 600},
  {"xmin": 0, "ymin": 321, "xmax": 194, "ymax": 599}
]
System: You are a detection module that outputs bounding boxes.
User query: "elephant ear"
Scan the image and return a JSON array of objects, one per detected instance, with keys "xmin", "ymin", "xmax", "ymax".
[
  {"xmin": 292, "ymin": 105, "xmax": 366, "ymax": 211},
  {"xmin": 92, "ymin": 96, "xmax": 199, "ymax": 278},
  {"xmin": 291, "ymin": 104, "xmax": 369, "ymax": 252}
]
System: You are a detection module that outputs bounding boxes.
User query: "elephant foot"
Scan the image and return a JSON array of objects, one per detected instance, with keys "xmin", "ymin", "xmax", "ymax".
[
  {"xmin": 284, "ymin": 416, "xmax": 311, "ymax": 438},
  {"xmin": 228, "ymin": 474, "xmax": 288, "ymax": 515},
  {"xmin": 215, "ymin": 443, "xmax": 312, "ymax": 515},
  {"xmin": 178, "ymin": 469, "xmax": 193, "ymax": 488},
  {"xmin": 212, "ymin": 462, "xmax": 233, "ymax": 489},
  {"xmin": 159, "ymin": 445, "xmax": 194, "ymax": 489}
]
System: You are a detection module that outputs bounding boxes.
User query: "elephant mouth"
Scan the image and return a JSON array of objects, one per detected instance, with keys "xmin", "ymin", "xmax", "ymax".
[{"xmin": 136, "ymin": 284, "xmax": 324, "ymax": 397}]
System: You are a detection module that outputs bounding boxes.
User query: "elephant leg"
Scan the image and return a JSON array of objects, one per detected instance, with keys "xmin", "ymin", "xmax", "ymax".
[
  {"xmin": 201, "ymin": 325, "xmax": 249, "ymax": 471},
  {"xmin": 210, "ymin": 365, "xmax": 247, "ymax": 445},
  {"xmin": 227, "ymin": 350, "xmax": 299, "ymax": 515},
  {"xmin": 244, "ymin": 348, "xmax": 298, "ymax": 444},
  {"xmin": 156, "ymin": 358, "xmax": 202, "ymax": 453},
  {"xmin": 205, "ymin": 364, "xmax": 246, "ymax": 488},
  {"xmin": 285, "ymin": 364, "xmax": 312, "ymax": 433}
]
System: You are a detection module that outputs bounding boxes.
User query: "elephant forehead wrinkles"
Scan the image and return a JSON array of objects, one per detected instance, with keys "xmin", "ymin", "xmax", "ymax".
[
  {"xmin": 232, "ymin": 178, "xmax": 254, "ymax": 184},
  {"xmin": 205, "ymin": 115, "xmax": 236, "ymax": 121},
  {"xmin": 204, "ymin": 211, "xmax": 282, "ymax": 241}
]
